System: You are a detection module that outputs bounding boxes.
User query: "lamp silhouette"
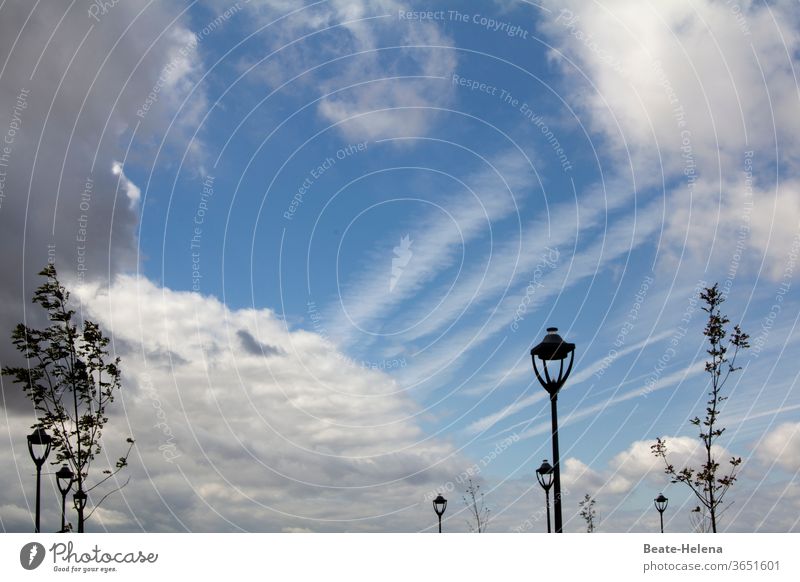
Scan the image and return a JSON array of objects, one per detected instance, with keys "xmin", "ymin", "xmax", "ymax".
[
  {"xmin": 73, "ymin": 489, "xmax": 87, "ymax": 525},
  {"xmin": 56, "ymin": 465, "xmax": 75, "ymax": 532},
  {"xmin": 531, "ymin": 327, "xmax": 575, "ymax": 533},
  {"xmin": 654, "ymin": 494, "xmax": 669, "ymax": 533},
  {"xmin": 27, "ymin": 428, "xmax": 52, "ymax": 533},
  {"xmin": 536, "ymin": 459, "xmax": 555, "ymax": 533},
  {"xmin": 432, "ymin": 494, "xmax": 447, "ymax": 533}
]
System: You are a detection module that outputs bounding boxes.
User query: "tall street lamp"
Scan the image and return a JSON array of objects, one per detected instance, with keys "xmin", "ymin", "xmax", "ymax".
[
  {"xmin": 531, "ymin": 327, "xmax": 575, "ymax": 534},
  {"xmin": 536, "ymin": 459, "xmax": 555, "ymax": 533},
  {"xmin": 654, "ymin": 494, "xmax": 669, "ymax": 533},
  {"xmin": 55, "ymin": 465, "xmax": 75, "ymax": 532},
  {"xmin": 27, "ymin": 428, "xmax": 52, "ymax": 533},
  {"xmin": 432, "ymin": 494, "xmax": 447, "ymax": 533}
]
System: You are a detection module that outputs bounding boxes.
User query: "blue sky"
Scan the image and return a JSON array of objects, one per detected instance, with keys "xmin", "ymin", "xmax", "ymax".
[{"xmin": 1, "ymin": 0, "xmax": 799, "ymax": 532}]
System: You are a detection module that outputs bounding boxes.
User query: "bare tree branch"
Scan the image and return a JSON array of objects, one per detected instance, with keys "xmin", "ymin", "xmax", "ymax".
[{"xmin": 462, "ymin": 479, "xmax": 490, "ymax": 533}]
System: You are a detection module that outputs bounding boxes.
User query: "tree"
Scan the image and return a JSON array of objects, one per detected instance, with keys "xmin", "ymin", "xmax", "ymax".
[
  {"xmin": 3, "ymin": 265, "xmax": 133, "ymax": 532},
  {"xmin": 578, "ymin": 493, "xmax": 597, "ymax": 532},
  {"xmin": 462, "ymin": 479, "xmax": 490, "ymax": 533},
  {"xmin": 652, "ymin": 284, "xmax": 749, "ymax": 533}
]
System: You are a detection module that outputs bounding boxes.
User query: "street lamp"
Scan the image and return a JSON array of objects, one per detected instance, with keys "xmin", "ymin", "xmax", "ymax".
[
  {"xmin": 55, "ymin": 465, "xmax": 75, "ymax": 532},
  {"xmin": 536, "ymin": 459, "xmax": 555, "ymax": 533},
  {"xmin": 531, "ymin": 327, "xmax": 575, "ymax": 534},
  {"xmin": 654, "ymin": 494, "xmax": 669, "ymax": 533},
  {"xmin": 73, "ymin": 489, "xmax": 87, "ymax": 529},
  {"xmin": 27, "ymin": 428, "xmax": 52, "ymax": 533},
  {"xmin": 432, "ymin": 494, "xmax": 447, "ymax": 533}
]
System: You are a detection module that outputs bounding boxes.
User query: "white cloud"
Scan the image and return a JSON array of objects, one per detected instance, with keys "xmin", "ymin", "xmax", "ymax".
[
  {"xmin": 111, "ymin": 162, "xmax": 141, "ymax": 207},
  {"xmin": 607, "ymin": 435, "xmax": 725, "ymax": 487},
  {"xmin": 465, "ymin": 330, "xmax": 674, "ymax": 435},
  {"xmin": 237, "ymin": 0, "xmax": 456, "ymax": 140},
  {"xmin": 393, "ymin": 197, "xmax": 665, "ymax": 394},
  {"xmin": 483, "ymin": 433, "xmax": 796, "ymax": 533},
  {"xmin": 757, "ymin": 421, "xmax": 800, "ymax": 473},
  {"xmin": 481, "ymin": 360, "xmax": 704, "ymax": 445},
  {"xmin": 538, "ymin": 0, "xmax": 800, "ymax": 277},
  {"xmin": 324, "ymin": 151, "xmax": 531, "ymax": 349},
  {"xmin": 0, "ymin": 274, "xmax": 466, "ymax": 531},
  {"xmin": 466, "ymin": 392, "xmax": 547, "ymax": 436},
  {"xmin": 555, "ymin": 436, "xmax": 741, "ymax": 531},
  {"xmin": 395, "ymin": 177, "xmax": 636, "ymax": 346}
]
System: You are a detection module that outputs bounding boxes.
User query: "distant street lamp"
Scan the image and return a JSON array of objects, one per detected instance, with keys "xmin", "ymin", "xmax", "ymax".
[
  {"xmin": 536, "ymin": 460, "xmax": 555, "ymax": 533},
  {"xmin": 531, "ymin": 327, "xmax": 575, "ymax": 534},
  {"xmin": 73, "ymin": 489, "xmax": 87, "ymax": 530},
  {"xmin": 55, "ymin": 465, "xmax": 75, "ymax": 532},
  {"xmin": 654, "ymin": 494, "xmax": 669, "ymax": 533},
  {"xmin": 432, "ymin": 494, "xmax": 447, "ymax": 533},
  {"xmin": 27, "ymin": 428, "xmax": 52, "ymax": 533}
]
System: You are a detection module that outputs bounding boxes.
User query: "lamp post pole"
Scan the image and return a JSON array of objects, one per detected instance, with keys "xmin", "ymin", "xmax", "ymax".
[
  {"xmin": 544, "ymin": 487, "xmax": 552, "ymax": 534},
  {"xmin": 531, "ymin": 327, "xmax": 575, "ymax": 534},
  {"xmin": 27, "ymin": 428, "xmax": 52, "ymax": 534},
  {"xmin": 432, "ymin": 494, "xmax": 447, "ymax": 533},
  {"xmin": 550, "ymin": 395, "xmax": 562, "ymax": 532}
]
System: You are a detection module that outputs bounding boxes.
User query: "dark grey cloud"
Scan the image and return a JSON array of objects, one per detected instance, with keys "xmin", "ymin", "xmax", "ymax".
[
  {"xmin": 237, "ymin": 329, "xmax": 284, "ymax": 357},
  {"xmin": 0, "ymin": 1, "xmax": 204, "ymax": 411}
]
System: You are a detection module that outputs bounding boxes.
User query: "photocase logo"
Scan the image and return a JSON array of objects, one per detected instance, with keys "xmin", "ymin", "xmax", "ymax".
[
  {"xmin": 390, "ymin": 235, "xmax": 413, "ymax": 292},
  {"xmin": 20, "ymin": 542, "xmax": 46, "ymax": 570}
]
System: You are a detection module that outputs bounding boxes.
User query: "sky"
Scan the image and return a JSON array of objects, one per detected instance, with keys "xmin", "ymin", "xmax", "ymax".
[{"xmin": 1, "ymin": 0, "xmax": 799, "ymax": 533}]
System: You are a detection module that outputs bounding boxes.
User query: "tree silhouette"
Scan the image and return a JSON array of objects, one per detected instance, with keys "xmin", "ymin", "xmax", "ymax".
[
  {"xmin": 578, "ymin": 493, "xmax": 598, "ymax": 532},
  {"xmin": 3, "ymin": 265, "xmax": 133, "ymax": 532},
  {"xmin": 652, "ymin": 284, "xmax": 749, "ymax": 533},
  {"xmin": 462, "ymin": 479, "xmax": 490, "ymax": 533}
]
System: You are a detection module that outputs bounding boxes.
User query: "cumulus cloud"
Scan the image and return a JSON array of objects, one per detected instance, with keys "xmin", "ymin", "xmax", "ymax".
[
  {"xmin": 0, "ymin": 274, "xmax": 465, "ymax": 531},
  {"xmin": 527, "ymin": 434, "xmax": 798, "ymax": 532},
  {"xmin": 470, "ymin": 433, "xmax": 794, "ymax": 533},
  {"xmin": 758, "ymin": 421, "xmax": 800, "ymax": 473},
  {"xmin": 555, "ymin": 436, "xmax": 737, "ymax": 530},
  {"xmin": 559, "ymin": 436, "xmax": 716, "ymax": 499}
]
